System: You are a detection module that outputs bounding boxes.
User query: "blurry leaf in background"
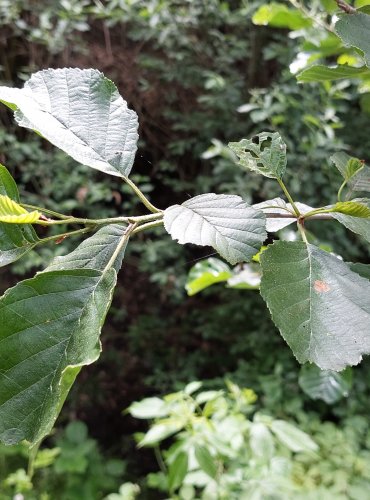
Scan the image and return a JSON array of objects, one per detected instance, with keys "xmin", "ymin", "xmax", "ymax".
[
  {"xmin": 299, "ymin": 365, "xmax": 352, "ymax": 404},
  {"xmin": 252, "ymin": 2, "xmax": 311, "ymax": 30},
  {"xmin": 297, "ymin": 64, "xmax": 369, "ymax": 83},
  {"xmin": 185, "ymin": 258, "xmax": 232, "ymax": 295}
]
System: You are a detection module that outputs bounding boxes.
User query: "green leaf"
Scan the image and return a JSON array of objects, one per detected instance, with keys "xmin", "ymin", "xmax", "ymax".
[
  {"xmin": 47, "ymin": 223, "xmax": 128, "ymax": 273},
  {"xmin": 227, "ymin": 263, "xmax": 261, "ymax": 289},
  {"xmin": 168, "ymin": 452, "xmax": 188, "ymax": 492},
  {"xmin": 249, "ymin": 422, "xmax": 275, "ymax": 460},
  {"xmin": 0, "ymin": 68, "xmax": 139, "ymax": 178},
  {"xmin": 299, "ymin": 365, "xmax": 352, "ymax": 404},
  {"xmin": 252, "ymin": 3, "xmax": 311, "ymax": 30},
  {"xmin": 0, "ymin": 225, "xmax": 131, "ymax": 445},
  {"xmin": 138, "ymin": 420, "xmax": 183, "ymax": 447},
  {"xmin": 260, "ymin": 241, "xmax": 370, "ymax": 371},
  {"xmin": 229, "ymin": 132, "xmax": 287, "ymax": 179},
  {"xmin": 335, "ymin": 12, "xmax": 370, "ymax": 67},
  {"xmin": 297, "ymin": 64, "xmax": 369, "ymax": 82},
  {"xmin": 0, "ymin": 194, "xmax": 41, "ymax": 223},
  {"xmin": 270, "ymin": 420, "xmax": 318, "ymax": 452},
  {"xmin": 253, "ymin": 198, "xmax": 313, "ymax": 232},
  {"xmin": 0, "ymin": 164, "xmax": 38, "ymax": 267},
  {"xmin": 331, "ymin": 199, "xmax": 370, "ymax": 243},
  {"xmin": 194, "ymin": 445, "xmax": 218, "ymax": 479},
  {"xmin": 164, "ymin": 193, "xmax": 266, "ymax": 265},
  {"xmin": 0, "ymin": 268, "xmax": 116, "ymax": 445},
  {"xmin": 349, "ymin": 262, "xmax": 370, "ymax": 279},
  {"xmin": 128, "ymin": 398, "xmax": 169, "ymax": 419},
  {"xmin": 331, "ymin": 200, "xmax": 370, "ymax": 217},
  {"xmin": 185, "ymin": 258, "xmax": 232, "ymax": 295},
  {"xmin": 331, "ymin": 152, "xmax": 370, "ymax": 193}
]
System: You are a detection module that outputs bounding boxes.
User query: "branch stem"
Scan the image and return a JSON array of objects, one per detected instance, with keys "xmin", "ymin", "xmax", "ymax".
[
  {"xmin": 35, "ymin": 212, "xmax": 163, "ymax": 227},
  {"xmin": 104, "ymin": 222, "xmax": 137, "ymax": 273},
  {"xmin": 277, "ymin": 179, "xmax": 301, "ymax": 217},
  {"xmin": 122, "ymin": 176, "xmax": 162, "ymax": 214},
  {"xmin": 132, "ymin": 220, "xmax": 164, "ymax": 235}
]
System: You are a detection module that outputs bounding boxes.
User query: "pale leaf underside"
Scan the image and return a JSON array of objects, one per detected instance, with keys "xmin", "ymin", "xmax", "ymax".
[{"xmin": 164, "ymin": 193, "xmax": 266, "ymax": 265}]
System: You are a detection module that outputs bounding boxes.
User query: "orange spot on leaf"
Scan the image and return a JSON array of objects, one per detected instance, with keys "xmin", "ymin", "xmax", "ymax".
[{"xmin": 314, "ymin": 280, "xmax": 330, "ymax": 293}]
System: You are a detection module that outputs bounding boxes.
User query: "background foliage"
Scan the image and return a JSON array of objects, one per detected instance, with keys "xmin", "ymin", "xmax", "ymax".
[{"xmin": 0, "ymin": 0, "xmax": 370, "ymax": 498}]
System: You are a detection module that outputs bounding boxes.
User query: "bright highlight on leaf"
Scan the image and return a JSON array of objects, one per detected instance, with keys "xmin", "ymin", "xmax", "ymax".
[
  {"xmin": 0, "ymin": 194, "xmax": 41, "ymax": 223},
  {"xmin": 164, "ymin": 193, "xmax": 266, "ymax": 265},
  {"xmin": 229, "ymin": 132, "xmax": 287, "ymax": 179},
  {"xmin": 331, "ymin": 201, "xmax": 370, "ymax": 218}
]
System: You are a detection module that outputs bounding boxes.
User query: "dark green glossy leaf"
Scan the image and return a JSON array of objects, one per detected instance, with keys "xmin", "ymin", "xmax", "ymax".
[
  {"xmin": 0, "ymin": 268, "xmax": 116, "ymax": 445},
  {"xmin": 164, "ymin": 193, "xmax": 266, "ymax": 265},
  {"xmin": 0, "ymin": 225, "xmax": 130, "ymax": 445},
  {"xmin": 335, "ymin": 12, "xmax": 370, "ymax": 67},
  {"xmin": 299, "ymin": 365, "xmax": 352, "ymax": 404},
  {"xmin": 0, "ymin": 68, "xmax": 139, "ymax": 178},
  {"xmin": 229, "ymin": 132, "xmax": 287, "ymax": 179},
  {"xmin": 260, "ymin": 241, "xmax": 370, "ymax": 370},
  {"xmin": 297, "ymin": 64, "xmax": 369, "ymax": 82},
  {"xmin": 0, "ymin": 164, "xmax": 38, "ymax": 267}
]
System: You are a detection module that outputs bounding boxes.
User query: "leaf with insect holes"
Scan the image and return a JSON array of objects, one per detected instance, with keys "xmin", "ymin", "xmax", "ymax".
[
  {"xmin": 164, "ymin": 193, "xmax": 266, "ymax": 265},
  {"xmin": 331, "ymin": 199, "xmax": 370, "ymax": 243},
  {"xmin": 0, "ymin": 165, "xmax": 39, "ymax": 267},
  {"xmin": 229, "ymin": 132, "xmax": 287, "ymax": 179},
  {"xmin": 260, "ymin": 241, "xmax": 370, "ymax": 371},
  {"xmin": 0, "ymin": 225, "xmax": 130, "ymax": 445},
  {"xmin": 0, "ymin": 68, "xmax": 139, "ymax": 178},
  {"xmin": 335, "ymin": 12, "xmax": 370, "ymax": 67}
]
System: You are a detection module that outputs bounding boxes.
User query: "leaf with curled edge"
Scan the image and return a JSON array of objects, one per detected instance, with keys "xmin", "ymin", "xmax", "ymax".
[
  {"xmin": 0, "ymin": 68, "xmax": 139, "ymax": 178},
  {"xmin": 164, "ymin": 193, "xmax": 266, "ymax": 265},
  {"xmin": 229, "ymin": 132, "xmax": 287, "ymax": 179},
  {"xmin": 260, "ymin": 241, "xmax": 370, "ymax": 371},
  {"xmin": 331, "ymin": 198, "xmax": 370, "ymax": 243},
  {"xmin": 0, "ymin": 164, "xmax": 39, "ymax": 267},
  {"xmin": 0, "ymin": 194, "xmax": 41, "ymax": 223},
  {"xmin": 0, "ymin": 224, "xmax": 129, "ymax": 446}
]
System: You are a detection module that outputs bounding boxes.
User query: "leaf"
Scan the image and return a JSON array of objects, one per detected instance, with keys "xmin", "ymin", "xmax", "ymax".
[
  {"xmin": 331, "ymin": 152, "xmax": 370, "ymax": 194},
  {"xmin": 260, "ymin": 241, "xmax": 370, "ymax": 371},
  {"xmin": 0, "ymin": 225, "xmax": 130, "ymax": 445},
  {"xmin": 335, "ymin": 12, "xmax": 370, "ymax": 67},
  {"xmin": 249, "ymin": 422, "xmax": 275, "ymax": 460},
  {"xmin": 164, "ymin": 193, "xmax": 266, "ymax": 265},
  {"xmin": 227, "ymin": 263, "xmax": 261, "ymax": 289},
  {"xmin": 185, "ymin": 258, "xmax": 232, "ymax": 296},
  {"xmin": 299, "ymin": 365, "xmax": 352, "ymax": 404},
  {"xmin": 0, "ymin": 164, "xmax": 39, "ymax": 267},
  {"xmin": 349, "ymin": 262, "xmax": 370, "ymax": 279},
  {"xmin": 0, "ymin": 68, "xmax": 139, "ymax": 178},
  {"xmin": 270, "ymin": 420, "xmax": 318, "ymax": 452},
  {"xmin": 168, "ymin": 452, "xmax": 188, "ymax": 491},
  {"xmin": 253, "ymin": 198, "xmax": 313, "ymax": 232},
  {"xmin": 297, "ymin": 64, "xmax": 369, "ymax": 82},
  {"xmin": 0, "ymin": 268, "xmax": 116, "ymax": 446},
  {"xmin": 252, "ymin": 3, "xmax": 311, "ymax": 30},
  {"xmin": 47, "ymin": 223, "xmax": 128, "ymax": 273},
  {"xmin": 194, "ymin": 445, "xmax": 218, "ymax": 478},
  {"xmin": 331, "ymin": 199, "xmax": 370, "ymax": 243},
  {"xmin": 0, "ymin": 194, "xmax": 41, "ymax": 223},
  {"xmin": 128, "ymin": 398, "xmax": 169, "ymax": 419},
  {"xmin": 138, "ymin": 420, "xmax": 183, "ymax": 447},
  {"xmin": 229, "ymin": 132, "xmax": 287, "ymax": 179},
  {"xmin": 331, "ymin": 200, "xmax": 370, "ymax": 218}
]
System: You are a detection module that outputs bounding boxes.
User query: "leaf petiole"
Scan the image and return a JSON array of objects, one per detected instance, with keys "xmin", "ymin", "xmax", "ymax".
[
  {"xmin": 122, "ymin": 176, "xmax": 162, "ymax": 214},
  {"xmin": 277, "ymin": 179, "xmax": 301, "ymax": 217}
]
